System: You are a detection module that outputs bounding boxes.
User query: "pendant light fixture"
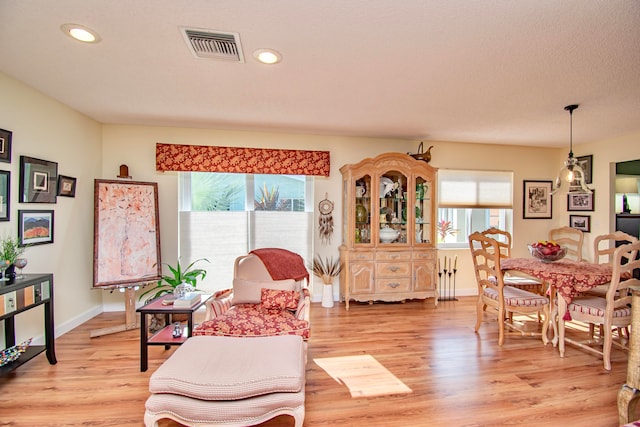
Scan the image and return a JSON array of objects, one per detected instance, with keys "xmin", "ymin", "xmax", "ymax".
[{"xmin": 551, "ymin": 104, "xmax": 592, "ymax": 195}]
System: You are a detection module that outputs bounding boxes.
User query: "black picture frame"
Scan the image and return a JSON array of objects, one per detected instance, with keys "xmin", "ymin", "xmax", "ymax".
[
  {"xmin": 567, "ymin": 190, "xmax": 595, "ymax": 211},
  {"xmin": 577, "ymin": 154, "xmax": 593, "ymax": 184},
  {"xmin": 0, "ymin": 128, "xmax": 12, "ymax": 163},
  {"xmin": 569, "ymin": 214, "xmax": 591, "ymax": 233},
  {"xmin": 19, "ymin": 156, "xmax": 58, "ymax": 203},
  {"xmin": 0, "ymin": 171, "xmax": 9, "ymax": 221},
  {"xmin": 18, "ymin": 209, "xmax": 54, "ymax": 246},
  {"xmin": 57, "ymin": 175, "xmax": 77, "ymax": 197},
  {"xmin": 523, "ymin": 180, "xmax": 553, "ymax": 219}
]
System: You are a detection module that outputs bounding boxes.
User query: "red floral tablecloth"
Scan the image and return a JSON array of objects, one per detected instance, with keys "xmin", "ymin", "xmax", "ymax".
[{"xmin": 500, "ymin": 258, "xmax": 614, "ymax": 304}]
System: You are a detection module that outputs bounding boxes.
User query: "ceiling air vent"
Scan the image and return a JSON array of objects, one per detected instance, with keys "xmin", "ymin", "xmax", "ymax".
[{"xmin": 181, "ymin": 27, "xmax": 244, "ymax": 63}]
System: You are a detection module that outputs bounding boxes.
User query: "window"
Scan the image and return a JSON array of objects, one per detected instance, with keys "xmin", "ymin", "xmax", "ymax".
[
  {"xmin": 437, "ymin": 169, "xmax": 513, "ymax": 248},
  {"xmin": 178, "ymin": 172, "xmax": 314, "ymax": 292}
]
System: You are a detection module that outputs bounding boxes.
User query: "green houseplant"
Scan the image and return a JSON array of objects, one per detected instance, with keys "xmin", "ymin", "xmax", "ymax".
[
  {"xmin": 0, "ymin": 235, "xmax": 26, "ymax": 265},
  {"xmin": 0, "ymin": 235, "xmax": 27, "ymax": 279},
  {"xmin": 139, "ymin": 257, "xmax": 210, "ymax": 301}
]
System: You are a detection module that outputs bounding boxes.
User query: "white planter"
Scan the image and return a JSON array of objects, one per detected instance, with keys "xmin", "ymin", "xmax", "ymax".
[{"xmin": 321, "ymin": 284, "xmax": 334, "ymax": 308}]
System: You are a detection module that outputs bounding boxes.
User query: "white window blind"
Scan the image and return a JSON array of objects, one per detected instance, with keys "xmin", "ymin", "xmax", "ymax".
[{"xmin": 438, "ymin": 169, "xmax": 513, "ymax": 209}]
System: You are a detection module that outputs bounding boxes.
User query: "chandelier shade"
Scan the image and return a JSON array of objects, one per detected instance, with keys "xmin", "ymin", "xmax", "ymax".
[{"xmin": 551, "ymin": 104, "xmax": 592, "ymax": 195}]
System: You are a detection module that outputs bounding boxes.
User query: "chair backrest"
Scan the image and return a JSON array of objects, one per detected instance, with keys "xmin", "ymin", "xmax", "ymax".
[
  {"xmin": 593, "ymin": 231, "xmax": 639, "ymax": 265},
  {"xmin": 234, "ymin": 254, "xmax": 273, "ymax": 281},
  {"xmin": 233, "ymin": 253, "xmax": 305, "ymax": 292},
  {"xmin": 548, "ymin": 226, "xmax": 584, "ymax": 262},
  {"xmin": 469, "ymin": 231, "xmax": 504, "ymax": 295},
  {"xmin": 479, "ymin": 227, "xmax": 512, "ymax": 259},
  {"xmin": 607, "ymin": 240, "xmax": 640, "ymax": 310}
]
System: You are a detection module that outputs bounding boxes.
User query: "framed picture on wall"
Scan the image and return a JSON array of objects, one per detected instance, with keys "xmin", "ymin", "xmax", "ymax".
[
  {"xmin": 523, "ymin": 180, "xmax": 553, "ymax": 219},
  {"xmin": 93, "ymin": 180, "xmax": 161, "ymax": 288},
  {"xmin": 57, "ymin": 175, "xmax": 77, "ymax": 197},
  {"xmin": 567, "ymin": 190, "xmax": 594, "ymax": 211},
  {"xmin": 569, "ymin": 214, "xmax": 591, "ymax": 233},
  {"xmin": 18, "ymin": 209, "xmax": 54, "ymax": 246},
  {"xmin": 19, "ymin": 156, "xmax": 58, "ymax": 203},
  {"xmin": 577, "ymin": 154, "xmax": 593, "ymax": 184},
  {"xmin": 0, "ymin": 171, "xmax": 9, "ymax": 221},
  {"xmin": 0, "ymin": 128, "xmax": 12, "ymax": 163}
]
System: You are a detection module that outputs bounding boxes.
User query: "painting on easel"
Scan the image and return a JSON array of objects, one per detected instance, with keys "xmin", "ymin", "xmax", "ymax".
[{"xmin": 93, "ymin": 179, "xmax": 162, "ymax": 288}]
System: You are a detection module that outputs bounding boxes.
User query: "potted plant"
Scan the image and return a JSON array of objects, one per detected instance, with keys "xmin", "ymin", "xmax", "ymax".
[
  {"xmin": 0, "ymin": 235, "xmax": 26, "ymax": 279},
  {"xmin": 139, "ymin": 257, "xmax": 210, "ymax": 302},
  {"xmin": 312, "ymin": 255, "xmax": 342, "ymax": 308}
]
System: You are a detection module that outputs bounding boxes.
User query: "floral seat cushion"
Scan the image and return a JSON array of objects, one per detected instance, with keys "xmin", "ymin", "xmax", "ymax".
[{"xmin": 193, "ymin": 304, "xmax": 310, "ymax": 339}]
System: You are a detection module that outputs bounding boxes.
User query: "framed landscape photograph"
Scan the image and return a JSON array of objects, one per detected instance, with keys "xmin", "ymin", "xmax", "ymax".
[
  {"xmin": 523, "ymin": 180, "xmax": 553, "ymax": 219},
  {"xmin": 18, "ymin": 209, "xmax": 54, "ymax": 246},
  {"xmin": 567, "ymin": 190, "xmax": 594, "ymax": 211},
  {"xmin": 19, "ymin": 156, "xmax": 58, "ymax": 203},
  {"xmin": 577, "ymin": 154, "xmax": 593, "ymax": 184},
  {"xmin": 0, "ymin": 128, "xmax": 12, "ymax": 163},
  {"xmin": 0, "ymin": 171, "xmax": 9, "ymax": 221},
  {"xmin": 57, "ymin": 175, "xmax": 77, "ymax": 197},
  {"xmin": 569, "ymin": 214, "xmax": 591, "ymax": 233}
]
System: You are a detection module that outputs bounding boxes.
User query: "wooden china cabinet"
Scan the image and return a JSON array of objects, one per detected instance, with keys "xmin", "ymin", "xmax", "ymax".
[{"xmin": 339, "ymin": 152, "xmax": 438, "ymax": 310}]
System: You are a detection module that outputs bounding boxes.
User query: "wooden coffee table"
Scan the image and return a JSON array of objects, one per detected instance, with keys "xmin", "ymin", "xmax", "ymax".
[{"xmin": 137, "ymin": 294, "xmax": 211, "ymax": 372}]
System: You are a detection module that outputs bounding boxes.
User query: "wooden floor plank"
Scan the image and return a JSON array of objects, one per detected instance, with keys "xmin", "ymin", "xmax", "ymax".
[{"xmin": 0, "ymin": 296, "xmax": 630, "ymax": 426}]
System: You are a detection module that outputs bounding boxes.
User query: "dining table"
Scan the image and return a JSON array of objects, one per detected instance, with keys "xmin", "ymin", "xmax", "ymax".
[{"xmin": 500, "ymin": 257, "xmax": 617, "ymax": 356}]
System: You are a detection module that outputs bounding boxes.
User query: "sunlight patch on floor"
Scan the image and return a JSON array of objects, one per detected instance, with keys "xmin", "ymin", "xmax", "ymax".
[{"xmin": 314, "ymin": 354, "xmax": 412, "ymax": 397}]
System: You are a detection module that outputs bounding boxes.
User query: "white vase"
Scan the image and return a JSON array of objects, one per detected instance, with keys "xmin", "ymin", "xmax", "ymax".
[{"xmin": 321, "ymin": 284, "xmax": 334, "ymax": 308}]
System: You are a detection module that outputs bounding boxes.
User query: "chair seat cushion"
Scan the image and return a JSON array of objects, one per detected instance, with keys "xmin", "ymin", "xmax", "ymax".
[
  {"xmin": 568, "ymin": 296, "xmax": 632, "ymax": 318},
  {"xmin": 149, "ymin": 335, "xmax": 305, "ymax": 400},
  {"xmin": 193, "ymin": 304, "xmax": 310, "ymax": 339},
  {"xmin": 483, "ymin": 286, "xmax": 548, "ymax": 307}
]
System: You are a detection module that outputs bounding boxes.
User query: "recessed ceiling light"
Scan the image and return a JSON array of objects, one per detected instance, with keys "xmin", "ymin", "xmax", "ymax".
[
  {"xmin": 61, "ymin": 23, "xmax": 101, "ymax": 43},
  {"xmin": 253, "ymin": 49, "xmax": 282, "ymax": 64}
]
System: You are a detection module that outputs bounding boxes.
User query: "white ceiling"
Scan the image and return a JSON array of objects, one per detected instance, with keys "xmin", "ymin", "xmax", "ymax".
[{"xmin": 1, "ymin": 0, "xmax": 639, "ymax": 147}]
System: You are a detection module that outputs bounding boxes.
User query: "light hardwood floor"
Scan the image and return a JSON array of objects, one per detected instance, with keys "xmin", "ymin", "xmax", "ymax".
[{"xmin": 0, "ymin": 296, "xmax": 631, "ymax": 426}]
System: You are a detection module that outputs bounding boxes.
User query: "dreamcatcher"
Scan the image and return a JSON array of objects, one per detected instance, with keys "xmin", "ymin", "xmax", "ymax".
[{"xmin": 318, "ymin": 193, "xmax": 334, "ymax": 245}]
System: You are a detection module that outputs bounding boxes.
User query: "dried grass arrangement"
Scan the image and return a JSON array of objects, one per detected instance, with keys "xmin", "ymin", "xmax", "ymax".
[{"xmin": 312, "ymin": 255, "xmax": 342, "ymax": 285}]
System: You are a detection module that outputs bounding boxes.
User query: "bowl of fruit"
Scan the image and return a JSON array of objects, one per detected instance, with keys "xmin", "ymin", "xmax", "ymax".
[{"xmin": 528, "ymin": 240, "xmax": 567, "ymax": 262}]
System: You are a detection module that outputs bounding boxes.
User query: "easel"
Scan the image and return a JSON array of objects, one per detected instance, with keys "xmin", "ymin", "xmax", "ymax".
[
  {"xmin": 91, "ymin": 166, "xmax": 161, "ymax": 338},
  {"xmin": 90, "ymin": 284, "xmax": 144, "ymax": 338}
]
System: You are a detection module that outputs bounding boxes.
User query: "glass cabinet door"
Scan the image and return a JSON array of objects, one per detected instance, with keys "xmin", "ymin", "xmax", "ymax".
[
  {"xmin": 354, "ymin": 174, "xmax": 371, "ymax": 244},
  {"xmin": 378, "ymin": 170, "xmax": 408, "ymax": 244},
  {"xmin": 415, "ymin": 175, "xmax": 432, "ymax": 244}
]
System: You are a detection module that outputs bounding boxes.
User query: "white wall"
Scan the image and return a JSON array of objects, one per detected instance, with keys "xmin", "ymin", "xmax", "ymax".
[
  {"xmin": 100, "ymin": 125, "xmax": 413, "ymax": 305},
  {"xmin": 4, "ymin": 68, "xmax": 639, "ymax": 333},
  {"xmin": 101, "ymin": 128, "xmax": 568, "ymax": 300},
  {"xmin": 573, "ymin": 132, "xmax": 640, "ymax": 262},
  {"xmin": 0, "ymin": 72, "xmax": 102, "ymax": 346}
]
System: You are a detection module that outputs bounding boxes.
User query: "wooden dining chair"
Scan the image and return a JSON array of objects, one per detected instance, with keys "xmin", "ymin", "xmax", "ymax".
[
  {"xmin": 479, "ymin": 228, "xmax": 544, "ymax": 294},
  {"xmin": 558, "ymin": 240, "xmax": 640, "ymax": 370},
  {"xmin": 548, "ymin": 226, "xmax": 584, "ymax": 262},
  {"xmin": 469, "ymin": 232, "xmax": 550, "ymax": 346},
  {"xmin": 587, "ymin": 232, "xmax": 639, "ymax": 296},
  {"xmin": 593, "ymin": 231, "xmax": 639, "ymax": 265},
  {"xmin": 586, "ymin": 231, "xmax": 640, "ymax": 339}
]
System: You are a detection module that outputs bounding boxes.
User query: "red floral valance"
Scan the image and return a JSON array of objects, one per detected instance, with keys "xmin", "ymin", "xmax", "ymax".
[{"xmin": 156, "ymin": 143, "xmax": 330, "ymax": 177}]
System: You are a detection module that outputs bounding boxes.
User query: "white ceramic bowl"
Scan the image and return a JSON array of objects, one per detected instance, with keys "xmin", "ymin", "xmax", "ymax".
[{"xmin": 380, "ymin": 227, "xmax": 399, "ymax": 243}]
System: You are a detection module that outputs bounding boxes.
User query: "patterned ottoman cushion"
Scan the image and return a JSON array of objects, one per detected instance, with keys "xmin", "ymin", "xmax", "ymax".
[{"xmin": 149, "ymin": 335, "xmax": 305, "ymax": 400}]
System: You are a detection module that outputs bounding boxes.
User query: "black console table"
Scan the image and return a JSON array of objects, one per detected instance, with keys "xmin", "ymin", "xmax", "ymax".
[{"xmin": 0, "ymin": 274, "xmax": 56, "ymax": 376}]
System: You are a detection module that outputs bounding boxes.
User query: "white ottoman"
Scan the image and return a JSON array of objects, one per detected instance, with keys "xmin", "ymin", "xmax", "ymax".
[{"xmin": 144, "ymin": 335, "xmax": 306, "ymax": 427}]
